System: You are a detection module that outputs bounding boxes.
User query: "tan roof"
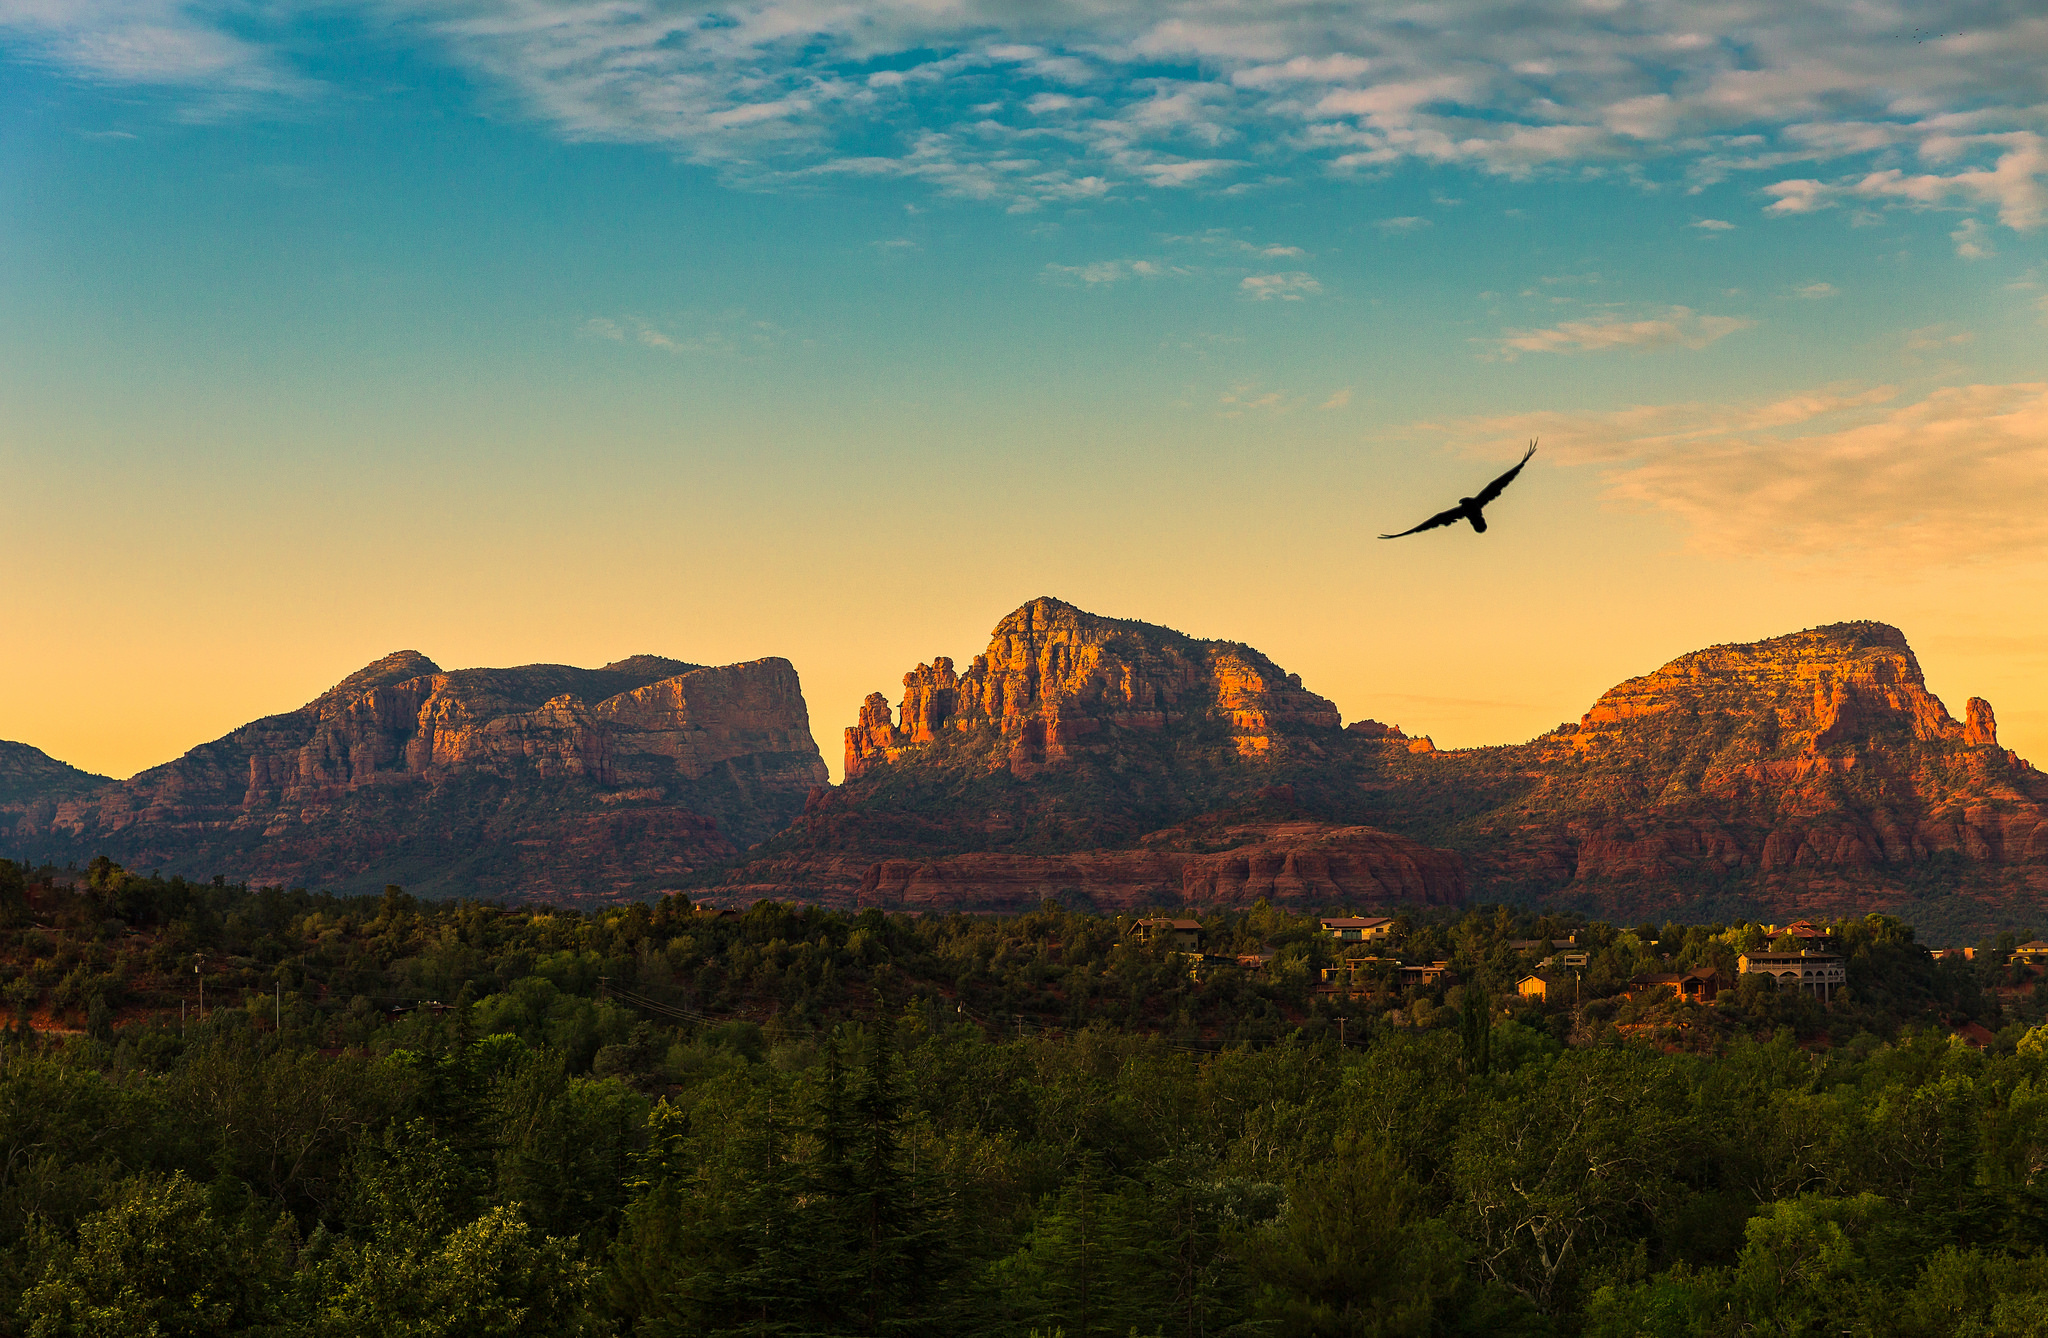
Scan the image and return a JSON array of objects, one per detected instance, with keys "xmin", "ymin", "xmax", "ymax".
[{"xmin": 1321, "ymin": 917, "xmax": 1394, "ymax": 928}]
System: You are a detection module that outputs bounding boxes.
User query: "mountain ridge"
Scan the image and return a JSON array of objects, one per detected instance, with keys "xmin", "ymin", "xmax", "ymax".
[
  {"xmin": 3, "ymin": 650, "xmax": 827, "ymax": 899},
  {"xmin": 702, "ymin": 602, "xmax": 2047, "ymax": 930}
]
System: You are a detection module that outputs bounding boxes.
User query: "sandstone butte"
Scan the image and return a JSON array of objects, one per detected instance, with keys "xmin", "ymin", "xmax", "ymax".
[
  {"xmin": 1406, "ymin": 620, "xmax": 2048, "ymax": 921},
  {"xmin": 706, "ymin": 604, "xmax": 2048, "ymax": 931},
  {"xmin": 2, "ymin": 650, "xmax": 828, "ymax": 902},
  {"xmin": 708, "ymin": 596, "xmax": 1470, "ymax": 912}
]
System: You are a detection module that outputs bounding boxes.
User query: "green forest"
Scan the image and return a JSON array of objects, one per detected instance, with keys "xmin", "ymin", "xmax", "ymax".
[{"xmin": 4, "ymin": 855, "xmax": 2048, "ymax": 1336}]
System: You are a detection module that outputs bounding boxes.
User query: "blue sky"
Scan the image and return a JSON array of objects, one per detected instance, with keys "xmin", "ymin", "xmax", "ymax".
[{"xmin": 3, "ymin": 0, "xmax": 2045, "ymax": 778}]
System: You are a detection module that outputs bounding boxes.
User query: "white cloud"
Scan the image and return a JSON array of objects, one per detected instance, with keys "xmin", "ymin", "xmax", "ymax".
[
  {"xmin": 578, "ymin": 312, "xmax": 784, "ymax": 353},
  {"xmin": 1903, "ymin": 325, "xmax": 1973, "ymax": 352},
  {"xmin": 1240, "ymin": 271, "xmax": 1321, "ymax": 301},
  {"xmin": 1691, "ymin": 218, "xmax": 1735, "ymax": 230},
  {"xmin": 1497, "ymin": 307, "xmax": 1751, "ymax": 357},
  {"xmin": 1041, "ymin": 258, "xmax": 1184, "ymax": 284},
  {"xmin": 1793, "ymin": 282, "xmax": 1837, "ymax": 299},
  {"xmin": 12, "ymin": 0, "xmax": 2048, "ymax": 223},
  {"xmin": 1377, "ymin": 215, "xmax": 1431, "ymax": 232},
  {"xmin": 1219, "ymin": 385, "xmax": 1286, "ymax": 415},
  {"xmin": 1319, "ymin": 388, "xmax": 1352, "ymax": 409},
  {"xmin": 0, "ymin": 0, "xmax": 301, "ymax": 96},
  {"xmin": 1163, "ymin": 228, "xmax": 1303, "ymax": 258},
  {"xmin": 1951, "ymin": 217, "xmax": 1995, "ymax": 259},
  {"xmin": 1440, "ymin": 382, "xmax": 2048, "ymax": 564}
]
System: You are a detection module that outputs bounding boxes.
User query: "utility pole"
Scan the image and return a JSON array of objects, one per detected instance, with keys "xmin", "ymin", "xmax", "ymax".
[
  {"xmin": 275, "ymin": 980, "xmax": 281, "ymax": 1031},
  {"xmin": 1338, "ymin": 1015, "xmax": 1348, "ymax": 1049},
  {"xmin": 195, "ymin": 958, "xmax": 204, "ymax": 1018}
]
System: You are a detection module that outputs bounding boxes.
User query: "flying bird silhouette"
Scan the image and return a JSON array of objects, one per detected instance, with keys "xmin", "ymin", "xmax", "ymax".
[{"xmin": 1379, "ymin": 441, "xmax": 1537, "ymax": 538}]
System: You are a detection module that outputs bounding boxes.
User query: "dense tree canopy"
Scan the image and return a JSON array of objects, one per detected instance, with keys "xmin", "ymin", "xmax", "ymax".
[{"xmin": 3, "ymin": 856, "xmax": 2048, "ymax": 1334}]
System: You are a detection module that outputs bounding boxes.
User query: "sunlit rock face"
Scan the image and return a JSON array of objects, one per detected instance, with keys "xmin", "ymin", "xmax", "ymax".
[
  {"xmin": 845, "ymin": 596, "xmax": 1341, "ymax": 780},
  {"xmin": 1373, "ymin": 621, "xmax": 2048, "ymax": 923},
  {"xmin": 8, "ymin": 651, "xmax": 827, "ymax": 901}
]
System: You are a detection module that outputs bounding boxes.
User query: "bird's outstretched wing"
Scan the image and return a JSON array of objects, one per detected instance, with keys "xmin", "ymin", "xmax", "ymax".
[
  {"xmin": 1471, "ymin": 440, "xmax": 1537, "ymax": 507},
  {"xmin": 1379, "ymin": 504, "xmax": 1469, "ymax": 539}
]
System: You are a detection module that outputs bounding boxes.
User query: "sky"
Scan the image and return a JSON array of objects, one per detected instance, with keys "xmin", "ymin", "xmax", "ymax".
[{"xmin": 2, "ymin": 0, "xmax": 2045, "ymax": 783}]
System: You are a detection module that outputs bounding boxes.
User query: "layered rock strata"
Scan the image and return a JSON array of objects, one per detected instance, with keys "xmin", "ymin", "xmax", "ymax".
[
  {"xmin": 8, "ymin": 652, "xmax": 828, "ymax": 899},
  {"xmin": 1363, "ymin": 621, "xmax": 2048, "ymax": 919},
  {"xmin": 855, "ymin": 820, "xmax": 1465, "ymax": 912},
  {"xmin": 846, "ymin": 597, "xmax": 1340, "ymax": 779}
]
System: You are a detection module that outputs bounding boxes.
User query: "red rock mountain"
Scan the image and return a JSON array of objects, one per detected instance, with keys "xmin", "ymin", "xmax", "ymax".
[
  {"xmin": 0, "ymin": 741, "xmax": 112, "ymax": 808},
  {"xmin": 1359, "ymin": 621, "xmax": 2048, "ymax": 929},
  {"xmin": 706, "ymin": 597, "xmax": 1467, "ymax": 911},
  {"xmin": 5, "ymin": 651, "xmax": 828, "ymax": 900},
  {"xmin": 845, "ymin": 597, "xmax": 1342, "ymax": 779},
  {"xmin": 713, "ymin": 608, "xmax": 2045, "ymax": 932}
]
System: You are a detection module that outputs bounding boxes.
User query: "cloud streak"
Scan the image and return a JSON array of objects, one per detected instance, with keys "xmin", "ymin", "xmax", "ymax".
[
  {"xmin": 1498, "ymin": 307, "xmax": 1751, "ymax": 357},
  {"xmin": 9, "ymin": 0, "xmax": 2048, "ymax": 222},
  {"xmin": 1444, "ymin": 381, "xmax": 2048, "ymax": 565}
]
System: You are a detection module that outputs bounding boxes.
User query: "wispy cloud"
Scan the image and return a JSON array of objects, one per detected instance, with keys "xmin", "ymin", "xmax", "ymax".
[
  {"xmin": 1377, "ymin": 215, "xmax": 1431, "ymax": 233},
  {"xmin": 1438, "ymin": 381, "xmax": 2048, "ymax": 564},
  {"xmin": 0, "ymin": 0, "xmax": 304, "ymax": 98},
  {"xmin": 1319, "ymin": 388, "xmax": 1352, "ymax": 409},
  {"xmin": 1041, "ymin": 258, "xmax": 1184, "ymax": 285},
  {"xmin": 1903, "ymin": 324, "xmax": 1974, "ymax": 352},
  {"xmin": 1219, "ymin": 385, "xmax": 1286, "ymax": 415},
  {"xmin": 1497, "ymin": 307, "xmax": 1751, "ymax": 357},
  {"xmin": 1691, "ymin": 218, "xmax": 1736, "ymax": 231},
  {"xmin": 1240, "ymin": 271, "xmax": 1321, "ymax": 301},
  {"xmin": 1951, "ymin": 217, "xmax": 1995, "ymax": 259},
  {"xmin": 12, "ymin": 0, "xmax": 2047, "ymax": 224},
  {"xmin": 579, "ymin": 312, "xmax": 785, "ymax": 353},
  {"xmin": 1792, "ymin": 282, "xmax": 1837, "ymax": 299}
]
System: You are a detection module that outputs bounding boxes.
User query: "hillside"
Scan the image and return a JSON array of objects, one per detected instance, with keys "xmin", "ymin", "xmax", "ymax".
[
  {"xmin": 706, "ymin": 596, "xmax": 1465, "ymax": 909},
  {"xmin": 1358, "ymin": 621, "xmax": 2048, "ymax": 929},
  {"xmin": 3, "ymin": 650, "xmax": 828, "ymax": 899},
  {"xmin": 705, "ymin": 604, "xmax": 2048, "ymax": 933},
  {"xmin": 0, "ymin": 740, "xmax": 113, "ymax": 807}
]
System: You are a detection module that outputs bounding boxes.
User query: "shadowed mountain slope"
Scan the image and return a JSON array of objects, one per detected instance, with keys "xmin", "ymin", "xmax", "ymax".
[
  {"xmin": 4, "ymin": 651, "xmax": 828, "ymax": 900},
  {"xmin": 0, "ymin": 741, "xmax": 113, "ymax": 807}
]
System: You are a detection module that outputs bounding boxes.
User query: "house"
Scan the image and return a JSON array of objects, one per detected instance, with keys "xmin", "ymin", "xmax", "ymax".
[
  {"xmin": 1932, "ymin": 946, "xmax": 1976, "ymax": 962},
  {"xmin": 1625, "ymin": 967, "xmax": 1729, "ymax": 1004},
  {"xmin": 1317, "ymin": 956, "xmax": 1398, "ymax": 993},
  {"xmin": 1397, "ymin": 960, "xmax": 1455, "ymax": 988},
  {"xmin": 1320, "ymin": 917, "xmax": 1395, "ymax": 944},
  {"xmin": 2012, "ymin": 941, "xmax": 2048, "ymax": 966},
  {"xmin": 1951, "ymin": 1021, "xmax": 1998, "ymax": 1050},
  {"xmin": 1540, "ymin": 951, "xmax": 1591, "ymax": 969},
  {"xmin": 1130, "ymin": 917, "xmax": 1206, "ymax": 952},
  {"xmin": 1508, "ymin": 936, "xmax": 1577, "ymax": 953},
  {"xmin": 1517, "ymin": 973, "xmax": 1562, "ymax": 1002},
  {"xmin": 1235, "ymin": 951, "xmax": 1275, "ymax": 973},
  {"xmin": 1780, "ymin": 920, "xmax": 1833, "ymax": 947},
  {"xmin": 1738, "ymin": 950, "xmax": 1847, "ymax": 1001}
]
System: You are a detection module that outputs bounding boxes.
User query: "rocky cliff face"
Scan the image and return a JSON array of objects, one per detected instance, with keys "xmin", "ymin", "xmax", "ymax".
[
  {"xmin": 1363, "ymin": 621, "xmax": 2048, "ymax": 925},
  {"xmin": 707, "ymin": 598, "xmax": 1461, "ymax": 911},
  {"xmin": 845, "ymin": 597, "xmax": 1340, "ymax": 780},
  {"xmin": 725, "ymin": 610, "xmax": 2046, "ymax": 929},
  {"xmin": 7, "ymin": 652, "xmax": 828, "ymax": 900}
]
